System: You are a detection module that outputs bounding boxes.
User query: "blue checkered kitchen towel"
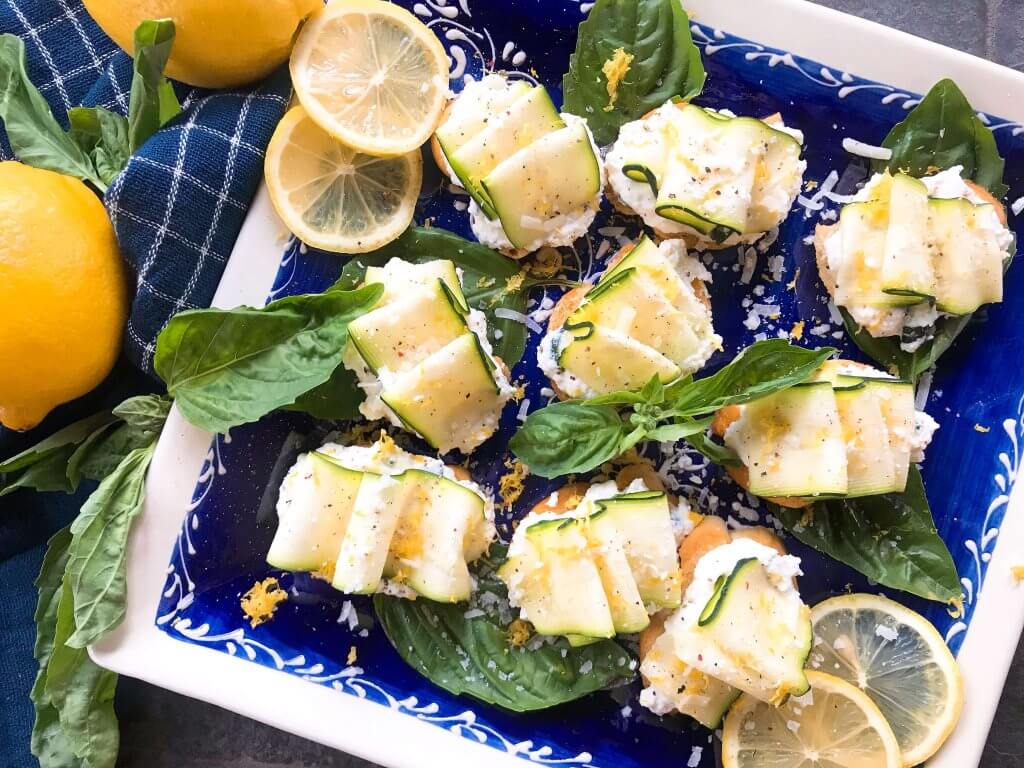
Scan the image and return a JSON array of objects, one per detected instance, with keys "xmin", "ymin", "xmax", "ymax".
[{"xmin": 0, "ymin": 0, "xmax": 291, "ymax": 373}]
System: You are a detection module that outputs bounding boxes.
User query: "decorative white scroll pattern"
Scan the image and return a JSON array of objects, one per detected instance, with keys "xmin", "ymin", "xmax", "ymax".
[
  {"xmin": 412, "ymin": 0, "xmax": 537, "ymax": 84},
  {"xmin": 157, "ymin": 431, "xmax": 231, "ymax": 627},
  {"xmin": 947, "ymin": 393, "xmax": 1024, "ymax": 643}
]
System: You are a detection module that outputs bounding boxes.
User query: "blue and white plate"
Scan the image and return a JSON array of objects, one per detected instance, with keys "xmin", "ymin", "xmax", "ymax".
[{"xmin": 92, "ymin": 2, "xmax": 1024, "ymax": 767}]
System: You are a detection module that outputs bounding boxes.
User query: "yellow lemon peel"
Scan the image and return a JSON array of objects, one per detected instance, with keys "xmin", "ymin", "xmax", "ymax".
[
  {"xmin": 602, "ymin": 47, "xmax": 634, "ymax": 112},
  {"xmin": 499, "ymin": 458, "xmax": 530, "ymax": 508},
  {"xmin": 310, "ymin": 560, "xmax": 335, "ymax": 583},
  {"xmin": 507, "ymin": 618, "xmax": 533, "ymax": 647},
  {"xmin": 240, "ymin": 577, "xmax": 288, "ymax": 628}
]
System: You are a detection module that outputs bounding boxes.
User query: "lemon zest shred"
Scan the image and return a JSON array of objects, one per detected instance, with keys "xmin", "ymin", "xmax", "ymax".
[
  {"xmin": 601, "ymin": 47, "xmax": 634, "ymax": 112},
  {"xmin": 240, "ymin": 577, "xmax": 288, "ymax": 628},
  {"xmin": 507, "ymin": 618, "xmax": 533, "ymax": 648},
  {"xmin": 499, "ymin": 457, "xmax": 529, "ymax": 508},
  {"xmin": 974, "ymin": 424, "xmax": 990, "ymax": 433},
  {"xmin": 1011, "ymin": 565, "xmax": 1024, "ymax": 583},
  {"xmin": 505, "ymin": 270, "xmax": 527, "ymax": 294},
  {"xmin": 946, "ymin": 596, "xmax": 965, "ymax": 619},
  {"xmin": 347, "ymin": 645, "xmax": 358, "ymax": 666},
  {"xmin": 787, "ymin": 267, "xmax": 801, "ymax": 291},
  {"xmin": 790, "ymin": 320, "xmax": 805, "ymax": 340},
  {"xmin": 310, "ymin": 560, "xmax": 336, "ymax": 582}
]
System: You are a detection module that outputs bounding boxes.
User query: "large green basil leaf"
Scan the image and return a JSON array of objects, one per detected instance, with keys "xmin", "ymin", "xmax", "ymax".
[
  {"xmin": 373, "ymin": 547, "xmax": 635, "ymax": 711},
  {"xmin": 30, "ymin": 528, "xmax": 81, "ymax": 768},
  {"xmin": 773, "ymin": 466, "xmax": 959, "ymax": 603},
  {"xmin": 510, "ymin": 401, "xmax": 630, "ymax": 478},
  {"xmin": 338, "ymin": 227, "xmax": 538, "ymax": 366},
  {"xmin": 562, "ymin": 0, "xmax": 705, "ymax": 146},
  {"xmin": 0, "ymin": 35, "xmax": 105, "ymax": 189},
  {"xmin": 154, "ymin": 284, "xmax": 382, "ymax": 434},
  {"xmin": 669, "ymin": 339, "xmax": 836, "ymax": 416},
  {"xmin": 875, "ymin": 78, "xmax": 1007, "ymax": 198},
  {"xmin": 128, "ymin": 19, "xmax": 180, "ymax": 152},
  {"xmin": 44, "ymin": 579, "xmax": 119, "ymax": 768},
  {"xmin": 64, "ymin": 444, "xmax": 155, "ymax": 648}
]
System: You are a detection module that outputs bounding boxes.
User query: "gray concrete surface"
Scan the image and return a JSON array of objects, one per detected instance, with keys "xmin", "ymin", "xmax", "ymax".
[{"xmin": 115, "ymin": 2, "xmax": 1024, "ymax": 766}]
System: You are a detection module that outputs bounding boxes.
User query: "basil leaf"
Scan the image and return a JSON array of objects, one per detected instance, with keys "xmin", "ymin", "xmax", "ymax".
[
  {"xmin": 876, "ymin": 78, "xmax": 1007, "ymax": 198},
  {"xmin": 841, "ymin": 304, "xmax": 980, "ymax": 383},
  {"xmin": 154, "ymin": 284, "xmax": 382, "ymax": 434},
  {"xmin": 510, "ymin": 402, "xmax": 629, "ymax": 478},
  {"xmin": 64, "ymin": 444, "xmax": 155, "ymax": 649},
  {"xmin": 0, "ymin": 446, "xmax": 79, "ymax": 497},
  {"xmin": 0, "ymin": 412, "xmax": 117, "ymax": 476},
  {"xmin": 282, "ymin": 364, "xmax": 363, "ymax": 421},
  {"xmin": 67, "ymin": 106, "xmax": 129, "ymax": 187},
  {"xmin": 562, "ymin": 0, "xmax": 705, "ymax": 146},
  {"xmin": 68, "ymin": 396, "xmax": 169, "ymax": 486},
  {"xmin": 644, "ymin": 417, "xmax": 713, "ymax": 443},
  {"xmin": 44, "ymin": 579, "xmax": 119, "ymax": 767},
  {"xmin": 128, "ymin": 19, "xmax": 179, "ymax": 152},
  {"xmin": 670, "ymin": 339, "xmax": 836, "ymax": 416},
  {"xmin": 773, "ymin": 466, "xmax": 959, "ymax": 602},
  {"xmin": 111, "ymin": 394, "xmax": 171, "ymax": 433},
  {"xmin": 684, "ymin": 430, "xmax": 742, "ymax": 466},
  {"xmin": 339, "ymin": 227, "xmax": 534, "ymax": 365},
  {"xmin": 0, "ymin": 35, "xmax": 104, "ymax": 189},
  {"xmin": 30, "ymin": 528, "xmax": 81, "ymax": 768},
  {"xmin": 373, "ymin": 551, "xmax": 635, "ymax": 711}
]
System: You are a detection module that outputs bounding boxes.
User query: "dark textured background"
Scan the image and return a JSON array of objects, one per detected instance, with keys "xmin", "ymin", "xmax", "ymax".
[{"xmin": 114, "ymin": 2, "xmax": 1024, "ymax": 766}]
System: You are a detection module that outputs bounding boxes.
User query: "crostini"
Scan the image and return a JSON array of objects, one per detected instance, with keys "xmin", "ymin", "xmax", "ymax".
[
  {"xmin": 267, "ymin": 434, "xmax": 496, "ymax": 603},
  {"xmin": 497, "ymin": 476, "xmax": 693, "ymax": 644},
  {"xmin": 537, "ymin": 235, "xmax": 721, "ymax": 399},
  {"xmin": 606, "ymin": 101, "xmax": 806, "ymax": 247},
  {"xmin": 815, "ymin": 167, "xmax": 1012, "ymax": 348},
  {"xmin": 432, "ymin": 74, "xmax": 604, "ymax": 258},
  {"xmin": 712, "ymin": 359, "xmax": 938, "ymax": 505},
  {"xmin": 341, "ymin": 256, "xmax": 514, "ymax": 454},
  {"xmin": 639, "ymin": 516, "xmax": 811, "ymax": 724}
]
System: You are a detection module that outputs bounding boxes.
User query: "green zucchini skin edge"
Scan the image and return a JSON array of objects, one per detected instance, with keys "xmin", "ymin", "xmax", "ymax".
[{"xmin": 697, "ymin": 557, "xmax": 758, "ymax": 626}]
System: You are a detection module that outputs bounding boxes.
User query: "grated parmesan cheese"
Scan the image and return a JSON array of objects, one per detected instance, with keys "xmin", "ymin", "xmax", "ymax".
[{"xmin": 841, "ymin": 137, "xmax": 893, "ymax": 160}]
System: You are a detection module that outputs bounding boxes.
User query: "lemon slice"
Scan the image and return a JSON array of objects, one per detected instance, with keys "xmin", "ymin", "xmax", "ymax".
[
  {"xmin": 809, "ymin": 594, "xmax": 963, "ymax": 766},
  {"xmin": 290, "ymin": 0, "xmax": 450, "ymax": 156},
  {"xmin": 265, "ymin": 106, "xmax": 422, "ymax": 254},
  {"xmin": 722, "ymin": 670, "xmax": 902, "ymax": 768}
]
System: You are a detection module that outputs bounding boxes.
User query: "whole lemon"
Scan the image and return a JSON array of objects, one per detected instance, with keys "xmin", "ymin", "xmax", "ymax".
[
  {"xmin": 82, "ymin": 0, "xmax": 322, "ymax": 89},
  {"xmin": 0, "ymin": 162, "xmax": 128, "ymax": 431}
]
